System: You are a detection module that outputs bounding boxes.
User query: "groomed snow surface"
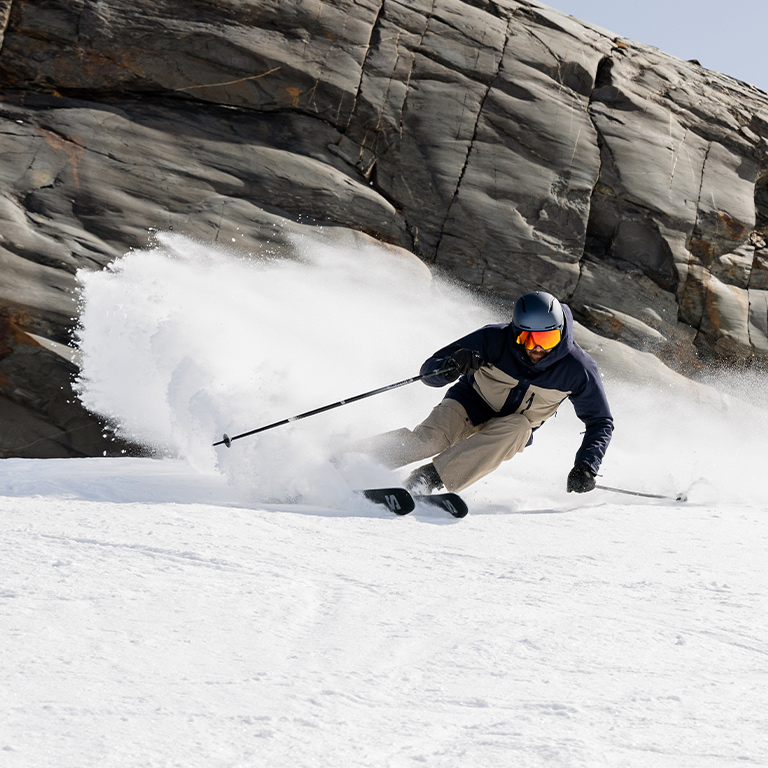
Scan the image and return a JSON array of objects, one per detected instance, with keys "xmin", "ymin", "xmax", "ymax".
[{"xmin": 3, "ymin": 233, "xmax": 767, "ymax": 766}]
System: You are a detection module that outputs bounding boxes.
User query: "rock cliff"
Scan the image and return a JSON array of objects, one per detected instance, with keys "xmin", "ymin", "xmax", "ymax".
[{"xmin": 1, "ymin": 0, "xmax": 767, "ymax": 456}]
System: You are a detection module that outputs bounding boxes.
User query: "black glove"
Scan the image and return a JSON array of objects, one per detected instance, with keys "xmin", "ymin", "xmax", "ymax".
[
  {"xmin": 444, "ymin": 348, "xmax": 484, "ymax": 381},
  {"xmin": 567, "ymin": 462, "xmax": 596, "ymax": 493}
]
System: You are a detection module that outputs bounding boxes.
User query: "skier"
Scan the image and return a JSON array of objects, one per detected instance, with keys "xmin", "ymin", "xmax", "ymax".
[{"xmin": 356, "ymin": 291, "xmax": 613, "ymax": 495}]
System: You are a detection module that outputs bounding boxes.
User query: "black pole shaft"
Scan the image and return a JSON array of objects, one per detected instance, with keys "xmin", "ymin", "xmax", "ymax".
[{"xmin": 213, "ymin": 366, "xmax": 455, "ymax": 447}]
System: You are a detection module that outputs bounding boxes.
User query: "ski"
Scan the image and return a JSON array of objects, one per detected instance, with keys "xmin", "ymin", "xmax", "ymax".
[
  {"xmin": 357, "ymin": 488, "xmax": 468, "ymax": 518},
  {"xmin": 359, "ymin": 487, "xmax": 415, "ymax": 515},
  {"xmin": 413, "ymin": 492, "xmax": 469, "ymax": 518}
]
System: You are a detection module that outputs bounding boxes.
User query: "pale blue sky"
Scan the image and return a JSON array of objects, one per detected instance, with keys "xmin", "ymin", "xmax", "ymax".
[{"xmin": 544, "ymin": 0, "xmax": 768, "ymax": 94}]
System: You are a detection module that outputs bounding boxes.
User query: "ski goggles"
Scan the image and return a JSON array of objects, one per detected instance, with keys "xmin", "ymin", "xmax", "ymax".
[{"xmin": 515, "ymin": 329, "xmax": 562, "ymax": 351}]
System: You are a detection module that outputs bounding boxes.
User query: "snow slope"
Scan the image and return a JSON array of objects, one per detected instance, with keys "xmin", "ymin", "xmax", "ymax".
[
  {"xmin": 2, "ymin": 233, "xmax": 768, "ymax": 767},
  {"xmin": 2, "ymin": 457, "xmax": 767, "ymax": 767}
]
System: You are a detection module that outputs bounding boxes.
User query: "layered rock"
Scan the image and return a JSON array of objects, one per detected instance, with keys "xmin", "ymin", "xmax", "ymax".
[{"xmin": 1, "ymin": 0, "xmax": 767, "ymax": 456}]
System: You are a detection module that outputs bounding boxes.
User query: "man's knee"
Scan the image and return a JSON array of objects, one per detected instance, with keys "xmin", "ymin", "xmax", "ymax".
[
  {"xmin": 485, "ymin": 413, "xmax": 532, "ymax": 437},
  {"xmin": 479, "ymin": 413, "xmax": 532, "ymax": 458},
  {"xmin": 410, "ymin": 424, "xmax": 450, "ymax": 454},
  {"xmin": 414, "ymin": 400, "xmax": 473, "ymax": 449}
]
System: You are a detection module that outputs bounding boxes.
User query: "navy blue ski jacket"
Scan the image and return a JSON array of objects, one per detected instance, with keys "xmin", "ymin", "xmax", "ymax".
[{"xmin": 420, "ymin": 305, "xmax": 613, "ymax": 472}]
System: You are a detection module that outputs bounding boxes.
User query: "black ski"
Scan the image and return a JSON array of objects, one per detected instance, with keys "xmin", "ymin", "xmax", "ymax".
[
  {"xmin": 413, "ymin": 492, "xmax": 469, "ymax": 518},
  {"xmin": 357, "ymin": 488, "xmax": 469, "ymax": 518},
  {"xmin": 359, "ymin": 487, "xmax": 415, "ymax": 515}
]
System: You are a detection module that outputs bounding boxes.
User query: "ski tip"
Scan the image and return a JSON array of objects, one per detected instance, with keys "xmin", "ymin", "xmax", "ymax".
[
  {"xmin": 446, "ymin": 501, "xmax": 469, "ymax": 518},
  {"xmin": 413, "ymin": 492, "xmax": 469, "ymax": 518}
]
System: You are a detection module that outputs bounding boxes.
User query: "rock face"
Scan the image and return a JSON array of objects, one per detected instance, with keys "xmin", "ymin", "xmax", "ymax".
[{"xmin": 1, "ymin": 0, "xmax": 768, "ymax": 456}]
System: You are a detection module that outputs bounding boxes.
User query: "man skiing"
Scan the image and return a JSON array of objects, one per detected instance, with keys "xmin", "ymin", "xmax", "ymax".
[{"xmin": 358, "ymin": 291, "xmax": 613, "ymax": 495}]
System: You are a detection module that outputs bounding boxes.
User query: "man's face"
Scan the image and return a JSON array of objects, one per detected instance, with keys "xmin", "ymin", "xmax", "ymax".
[
  {"xmin": 516, "ymin": 329, "xmax": 561, "ymax": 364},
  {"xmin": 525, "ymin": 345, "xmax": 552, "ymax": 364}
]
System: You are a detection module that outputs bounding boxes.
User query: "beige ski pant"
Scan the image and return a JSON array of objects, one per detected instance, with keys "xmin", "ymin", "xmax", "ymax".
[{"xmin": 357, "ymin": 398, "xmax": 532, "ymax": 492}]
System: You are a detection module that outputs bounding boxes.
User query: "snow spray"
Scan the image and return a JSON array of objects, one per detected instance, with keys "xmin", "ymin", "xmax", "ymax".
[
  {"xmin": 74, "ymin": 231, "xmax": 495, "ymax": 504},
  {"xmin": 74, "ymin": 230, "xmax": 768, "ymax": 509}
]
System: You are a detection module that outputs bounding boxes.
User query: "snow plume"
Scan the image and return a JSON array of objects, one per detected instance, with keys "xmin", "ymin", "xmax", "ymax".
[
  {"xmin": 74, "ymin": 231, "xmax": 495, "ymax": 504},
  {"xmin": 75, "ymin": 229, "xmax": 768, "ymax": 509}
]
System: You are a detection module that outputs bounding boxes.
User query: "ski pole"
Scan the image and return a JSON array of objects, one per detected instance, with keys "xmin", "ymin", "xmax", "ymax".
[
  {"xmin": 595, "ymin": 484, "xmax": 688, "ymax": 503},
  {"xmin": 213, "ymin": 365, "xmax": 456, "ymax": 448}
]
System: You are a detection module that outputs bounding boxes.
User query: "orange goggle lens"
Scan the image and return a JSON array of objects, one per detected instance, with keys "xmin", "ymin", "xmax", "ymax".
[{"xmin": 516, "ymin": 329, "xmax": 561, "ymax": 351}]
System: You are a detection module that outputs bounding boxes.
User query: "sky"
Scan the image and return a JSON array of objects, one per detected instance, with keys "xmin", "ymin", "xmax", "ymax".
[{"xmin": 544, "ymin": 0, "xmax": 768, "ymax": 93}]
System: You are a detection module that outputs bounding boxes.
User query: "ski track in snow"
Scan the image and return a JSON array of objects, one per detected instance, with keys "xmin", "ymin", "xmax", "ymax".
[
  {"xmin": 2, "ymin": 458, "xmax": 767, "ymax": 768},
  {"xmin": 3, "ymin": 233, "xmax": 768, "ymax": 766}
]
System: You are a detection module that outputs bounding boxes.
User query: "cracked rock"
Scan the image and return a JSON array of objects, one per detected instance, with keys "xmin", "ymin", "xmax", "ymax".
[{"xmin": 2, "ymin": 0, "xmax": 768, "ymax": 454}]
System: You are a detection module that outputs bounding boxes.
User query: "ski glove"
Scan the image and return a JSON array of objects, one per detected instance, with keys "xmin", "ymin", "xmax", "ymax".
[
  {"xmin": 567, "ymin": 462, "xmax": 596, "ymax": 493},
  {"xmin": 444, "ymin": 348, "xmax": 485, "ymax": 382}
]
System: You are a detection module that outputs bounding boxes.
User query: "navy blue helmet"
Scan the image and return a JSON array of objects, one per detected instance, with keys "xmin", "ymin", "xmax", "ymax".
[{"xmin": 512, "ymin": 291, "xmax": 564, "ymax": 332}]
